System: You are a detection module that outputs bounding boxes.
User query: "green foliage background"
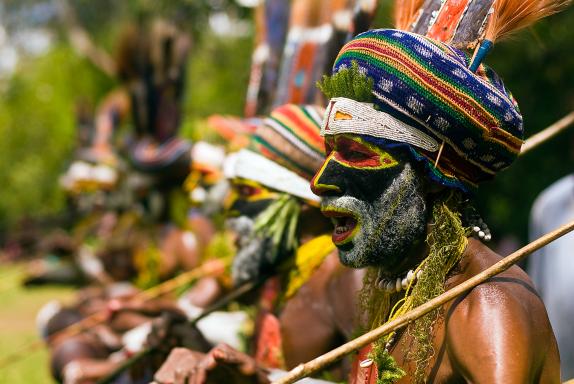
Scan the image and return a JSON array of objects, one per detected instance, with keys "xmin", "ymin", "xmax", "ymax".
[
  {"xmin": 0, "ymin": 45, "xmax": 113, "ymax": 227},
  {"xmin": 1, "ymin": 1, "xmax": 574, "ymax": 246}
]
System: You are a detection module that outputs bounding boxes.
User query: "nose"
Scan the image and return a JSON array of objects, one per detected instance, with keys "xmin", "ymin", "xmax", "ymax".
[{"xmin": 311, "ymin": 155, "xmax": 343, "ymax": 197}]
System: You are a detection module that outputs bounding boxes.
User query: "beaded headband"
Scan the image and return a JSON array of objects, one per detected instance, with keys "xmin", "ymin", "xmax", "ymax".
[{"xmin": 320, "ymin": 97, "xmax": 440, "ymax": 153}]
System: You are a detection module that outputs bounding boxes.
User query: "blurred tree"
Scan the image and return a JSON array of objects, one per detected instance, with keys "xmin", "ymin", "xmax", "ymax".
[
  {"xmin": 477, "ymin": 9, "xmax": 574, "ymax": 244},
  {"xmin": 0, "ymin": 44, "xmax": 113, "ymax": 229}
]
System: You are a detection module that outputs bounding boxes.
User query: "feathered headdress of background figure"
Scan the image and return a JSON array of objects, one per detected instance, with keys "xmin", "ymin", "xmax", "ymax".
[{"xmin": 393, "ymin": 0, "xmax": 571, "ymax": 71}]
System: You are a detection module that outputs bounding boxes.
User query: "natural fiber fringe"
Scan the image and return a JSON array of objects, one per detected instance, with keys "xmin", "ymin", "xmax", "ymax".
[
  {"xmin": 485, "ymin": 0, "xmax": 571, "ymax": 42},
  {"xmin": 253, "ymin": 194, "xmax": 301, "ymax": 263},
  {"xmin": 407, "ymin": 193, "xmax": 468, "ymax": 383},
  {"xmin": 394, "ymin": 0, "xmax": 425, "ymax": 30},
  {"xmin": 359, "ymin": 192, "xmax": 468, "ymax": 384}
]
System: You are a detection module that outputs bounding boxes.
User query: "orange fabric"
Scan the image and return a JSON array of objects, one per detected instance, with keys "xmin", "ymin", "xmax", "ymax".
[{"xmin": 289, "ymin": 42, "xmax": 319, "ymax": 103}]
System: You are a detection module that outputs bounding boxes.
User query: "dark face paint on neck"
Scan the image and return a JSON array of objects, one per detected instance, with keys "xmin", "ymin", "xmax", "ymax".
[{"xmin": 311, "ymin": 134, "xmax": 428, "ymax": 273}]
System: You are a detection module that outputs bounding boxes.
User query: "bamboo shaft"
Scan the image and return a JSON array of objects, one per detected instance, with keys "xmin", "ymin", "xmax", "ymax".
[
  {"xmin": 521, "ymin": 111, "xmax": 574, "ymax": 155},
  {"xmin": 273, "ymin": 219, "xmax": 574, "ymax": 384}
]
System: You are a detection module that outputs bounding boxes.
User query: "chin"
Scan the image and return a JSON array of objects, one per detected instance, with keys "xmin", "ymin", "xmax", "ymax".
[
  {"xmin": 337, "ymin": 239, "xmax": 403, "ymax": 271},
  {"xmin": 337, "ymin": 249, "xmax": 367, "ymax": 268},
  {"xmin": 336, "ymin": 242, "xmax": 377, "ymax": 269}
]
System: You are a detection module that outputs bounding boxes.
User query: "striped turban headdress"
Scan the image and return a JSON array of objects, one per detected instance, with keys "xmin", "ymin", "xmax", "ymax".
[
  {"xmin": 321, "ymin": 29, "xmax": 523, "ymax": 191},
  {"xmin": 251, "ymin": 104, "xmax": 325, "ymax": 180},
  {"xmin": 224, "ymin": 104, "xmax": 325, "ymax": 203}
]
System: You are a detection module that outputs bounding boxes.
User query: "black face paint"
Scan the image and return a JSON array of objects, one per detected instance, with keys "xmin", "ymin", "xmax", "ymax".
[
  {"xmin": 228, "ymin": 198, "xmax": 275, "ymax": 219},
  {"xmin": 312, "ymin": 134, "xmax": 429, "ymax": 273},
  {"xmin": 226, "ymin": 179, "xmax": 278, "ymax": 219}
]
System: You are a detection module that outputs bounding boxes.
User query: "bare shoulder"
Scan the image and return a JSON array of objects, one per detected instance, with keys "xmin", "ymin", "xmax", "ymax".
[
  {"xmin": 443, "ymin": 239, "xmax": 559, "ymax": 383},
  {"xmin": 448, "ymin": 238, "xmax": 545, "ymax": 317}
]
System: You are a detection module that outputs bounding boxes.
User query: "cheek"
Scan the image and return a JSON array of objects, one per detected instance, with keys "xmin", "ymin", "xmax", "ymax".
[{"xmin": 331, "ymin": 162, "xmax": 404, "ymax": 203}]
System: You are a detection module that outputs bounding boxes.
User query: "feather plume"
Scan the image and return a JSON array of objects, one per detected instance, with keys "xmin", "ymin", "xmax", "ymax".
[
  {"xmin": 394, "ymin": 0, "xmax": 425, "ymax": 30},
  {"xmin": 485, "ymin": 0, "xmax": 571, "ymax": 42}
]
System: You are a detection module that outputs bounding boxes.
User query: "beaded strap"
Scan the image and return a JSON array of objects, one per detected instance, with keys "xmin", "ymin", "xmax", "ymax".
[{"xmin": 321, "ymin": 97, "xmax": 440, "ymax": 152}]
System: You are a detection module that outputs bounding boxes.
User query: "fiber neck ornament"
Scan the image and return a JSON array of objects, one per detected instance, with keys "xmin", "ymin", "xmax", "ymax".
[{"xmin": 321, "ymin": 97, "xmax": 440, "ymax": 153}]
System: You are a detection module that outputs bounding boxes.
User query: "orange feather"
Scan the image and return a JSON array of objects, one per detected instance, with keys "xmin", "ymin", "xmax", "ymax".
[
  {"xmin": 485, "ymin": 0, "xmax": 571, "ymax": 42},
  {"xmin": 394, "ymin": 0, "xmax": 425, "ymax": 30}
]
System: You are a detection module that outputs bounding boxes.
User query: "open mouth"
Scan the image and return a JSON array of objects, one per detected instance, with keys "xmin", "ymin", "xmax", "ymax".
[{"xmin": 322, "ymin": 208, "xmax": 359, "ymax": 245}]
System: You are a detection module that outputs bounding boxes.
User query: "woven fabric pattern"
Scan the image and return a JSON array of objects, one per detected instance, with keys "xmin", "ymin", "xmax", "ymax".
[
  {"xmin": 333, "ymin": 29, "xmax": 524, "ymax": 189},
  {"xmin": 250, "ymin": 104, "xmax": 326, "ymax": 180}
]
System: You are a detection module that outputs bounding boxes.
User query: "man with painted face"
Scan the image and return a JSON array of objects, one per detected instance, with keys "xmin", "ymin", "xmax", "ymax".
[
  {"xmin": 152, "ymin": 104, "xmax": 363, "ymax": 384},
  {"xmin": 310, "ymin": 29, "xmax": 560, "ymax": 383}
]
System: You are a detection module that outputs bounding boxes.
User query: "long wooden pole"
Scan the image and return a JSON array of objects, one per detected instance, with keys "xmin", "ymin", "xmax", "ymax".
[
  {"xmin": 521, "ymin": 111, "xmax": 574, "ymax": 155},
  {"xmin": 55, "ymin": 0, "xmax": 116, "ymax": 77},
  {"xmin": 272, "ymin": 219, "xmax": 574, "ymax": 384}
]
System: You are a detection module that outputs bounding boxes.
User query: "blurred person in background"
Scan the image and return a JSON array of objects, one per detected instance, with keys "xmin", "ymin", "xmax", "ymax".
[{"xmin": 529, "ymin": 170, "xmax": 574, "ymax": 381}]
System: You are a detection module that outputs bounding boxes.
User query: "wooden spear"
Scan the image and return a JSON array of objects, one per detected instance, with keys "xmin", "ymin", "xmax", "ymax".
[
  {"xmin": 521, "ymin": 111, "xmax": 574, "ymax": 155},
  {"xmin": 272, "ymin": 219, "xmax": 574, "ymax": 384}
]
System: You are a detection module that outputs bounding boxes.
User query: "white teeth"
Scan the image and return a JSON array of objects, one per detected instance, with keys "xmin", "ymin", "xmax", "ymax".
[
  {"xmin": 334, "ymin": 221, "xmax": 352, "ymax": 235},
  {"xmin": 395, "ymin": 278, "xmax": 402, "ymax": 292},
  {"xmin": 401, "ymin": 278, "xmax": 408, "ymax": 289},
  {"xmin": 386, "ymin": 281, "xmax": 395, "ymax": 293},
  {"xmin": 417, "ymin": 270, "xmax": 423, "ymax": 280},
  {"xmin": 407, "ymin": 270, "xmax": 414, "ymax": 281}
]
